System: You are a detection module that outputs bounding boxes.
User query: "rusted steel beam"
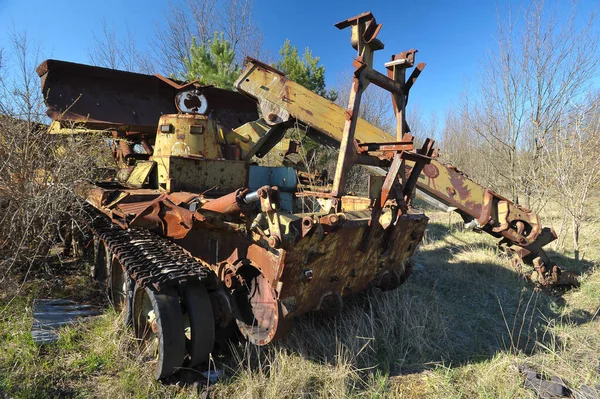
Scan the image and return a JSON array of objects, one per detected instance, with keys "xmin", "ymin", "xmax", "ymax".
[
  {"xmin": 403, "ymin": 138, "xmax": 436, "ymax": 203},
  {"xmin": 330, "ymin": 75, "xmax": 366, "ymax": 198},
  {"xmin": 201, "ymin": 190, "xmax": 244, "ymax": 215},
  {"xmin": 360, "ymin": 65, "xmax": 405, "ymax": 96},
  {"xmin": 379, "ymin": 153, "xmax": 403, "ymax": 208},
  {"xmin": 356, "ymin": 141, "xmax": 414, "ymax": 153},
  {"xmin": 406, "ymin": 62, "xmax": 426, "ymax": 93}
]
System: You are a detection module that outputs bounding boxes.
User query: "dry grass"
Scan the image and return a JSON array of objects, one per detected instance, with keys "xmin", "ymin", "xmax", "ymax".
[{"xmin": 0, "ymin": 207, "xmax": 598, "ymax": 398}]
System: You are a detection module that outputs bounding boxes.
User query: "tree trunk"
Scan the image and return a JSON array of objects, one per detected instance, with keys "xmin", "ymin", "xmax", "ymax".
[{"xmin": 572, "ymin": 217, "xmax": 580, "ymax": 261}]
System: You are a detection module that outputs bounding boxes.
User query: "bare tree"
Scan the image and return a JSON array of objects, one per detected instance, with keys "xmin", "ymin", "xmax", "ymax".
[
  {"xmin": 220, "ymin": 0, "xmax": 263, "ymax": 65},
  {"xmin": 466, "ymin": 0, "xmax": 599, "ymax": 208},
  {"xmin": 542, "ymin": 94, "xmax": 600, "ymax": 261},
  {"xmin": 151, "ymin": 0, "xmax": 263, "ymax": 76},
  {"xmin": 87, "ymin": 19, "xmax": 154, "ymax": 74},
  {"xmin": 151, "ymin": 0, "xmax": 205, "ymax": 75},
  {"xmin": 1, "ymin": 30, "xmax": 44, "ymax": 122},
  {"xmin": 87, "ymin": 0, "xmax": 263, "ymax": 77},
  {"xmin": 88, "ymin": 20, "xmax": 120, "ymax": 70},
  {"xmin": 439, "ymin": 105, "xmax": 500, "ymax": 190},
  {"xmin": 0, "ymin": 31, "xmax": 113, "ymax": 283},
  {"xmin": 409, "ymin": 104, "xmax": 440, "ymax": 148}
]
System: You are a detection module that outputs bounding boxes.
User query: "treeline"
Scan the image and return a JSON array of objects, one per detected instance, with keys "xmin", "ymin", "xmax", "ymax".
[
  {"xmin": 86, "ymin": 0, "xmax": 335, "ymax": 95},
  {"xmin": 438, "ymin": 1, "xmax": 600, "ymax": 260}
]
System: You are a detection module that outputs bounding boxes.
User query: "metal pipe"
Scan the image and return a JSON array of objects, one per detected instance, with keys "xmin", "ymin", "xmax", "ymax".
[
  {"xmin": 201, "ymin": 190, "xmax": 242, "ymax": 214},
  {"xmin": 243, "ymin": 190, "xmax": 259, "ymax": 204},
  {"xmin": 200, "ymin": 188, "xmax": 260, "ymax": 215}
]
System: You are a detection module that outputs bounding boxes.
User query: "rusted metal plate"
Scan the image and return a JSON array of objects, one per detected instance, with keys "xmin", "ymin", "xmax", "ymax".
[
  {"xmin": 278, "ymin": 212, "xmax": 428, "ymax": 317},
  {"xmin": 37, "ymin": 60, "xmax": 258, "ymax": 134},
  {"xmin": 339, "ymin": 195, "xmax": 372, "ymax": 211},
  {"xmin": 126, "ymin": 161, "xmax": 155, "ymax": 189},
  {"xmin": 235, "ymin": 59, "xmax": 393, "ymax": 144},
  {"xmin": 156, "ymin": 157, "xmax": 248, "ymax": 195},
  {"xmin": 37, "ymin": 60, "xmax": 178, "ymax": 133}
]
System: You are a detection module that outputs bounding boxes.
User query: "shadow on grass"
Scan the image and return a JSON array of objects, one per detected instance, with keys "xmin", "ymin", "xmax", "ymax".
[
  {"xmin": 543, "ymin": 249, "xmax": 596, "ymax": 276},
  {"xmin": 211, "ymin": 221, "xmax": 597, "ymax": 388},
  {"xmin": 5, "ymin": 223, "xmax": 595, "ymax": 395},
  {"xmin": 1, "ymin": 257, "xmax": 112, "ymax": 312}
]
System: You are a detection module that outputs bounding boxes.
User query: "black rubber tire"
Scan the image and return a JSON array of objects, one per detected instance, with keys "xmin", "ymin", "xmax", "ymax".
[
  {"xmin": 132, "ymin": 285, "xmax": 186, "ymax": 380},
  {"xmin": 183, "ymin": 283, "xmax": 215, "ymax": 367},
  {"xmin": 109, "ymin": 256, "xmax": 133, "ymax": 325}
]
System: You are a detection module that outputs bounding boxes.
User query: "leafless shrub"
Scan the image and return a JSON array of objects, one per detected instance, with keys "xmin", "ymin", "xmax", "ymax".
[
  {"xmin": 0, "ymin": 31, "xmax": 113, "ymax": 285},
  {"xmin": 0, "ymin": 117, "xmax": 113, "ymax": 280},
  {"xmin": 542, "ymin": 94, "xmax": 600, "ymax": 260}
]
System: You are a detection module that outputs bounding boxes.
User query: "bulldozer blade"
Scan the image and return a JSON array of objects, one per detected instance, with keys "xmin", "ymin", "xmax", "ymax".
[{"xmin": 36, "ymin": 60, "xmax": 258, "ymax": 134}]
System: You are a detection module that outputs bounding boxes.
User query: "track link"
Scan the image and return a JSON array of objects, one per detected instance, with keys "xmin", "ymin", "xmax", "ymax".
[{"xmin": 84, "ymin": 204, "xmax": 209, "ymax": 291}]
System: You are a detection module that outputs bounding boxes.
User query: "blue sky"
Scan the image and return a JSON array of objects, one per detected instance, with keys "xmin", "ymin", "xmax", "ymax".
[{"xmin": 0, "ymin": 0, "xmax": 598, "ymax": 120}]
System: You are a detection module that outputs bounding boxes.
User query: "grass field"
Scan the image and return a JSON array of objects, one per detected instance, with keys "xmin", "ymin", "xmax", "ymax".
[{"xmin": 0, "ymin": 209, "xmax": 598, "ymax": 398}]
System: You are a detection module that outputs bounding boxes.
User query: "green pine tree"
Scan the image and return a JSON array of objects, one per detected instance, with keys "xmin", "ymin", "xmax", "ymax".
[
  {"xmin": 182, "ymin": 32, "xmax": 240, "ymax": 90},
  {"xmin": 275, "ymin": 39, "xmax": 337, "ymax": 101}
]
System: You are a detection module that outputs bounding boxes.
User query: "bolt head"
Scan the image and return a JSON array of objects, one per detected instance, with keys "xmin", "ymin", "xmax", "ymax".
[{"xmin": 268, "ymin": 236, "xmax": 281, "ymax": 249}]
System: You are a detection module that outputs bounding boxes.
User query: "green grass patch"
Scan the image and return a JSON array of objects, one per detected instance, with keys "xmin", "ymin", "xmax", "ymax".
[{"xmin": 0, "ymin": 209, "xmax": 598, "ymax": 398}]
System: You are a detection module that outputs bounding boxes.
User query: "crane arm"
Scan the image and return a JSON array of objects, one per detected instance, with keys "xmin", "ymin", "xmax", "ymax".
[{"xmin": 233, "ymin": 58, "xmax": 576, "ymax": 287}]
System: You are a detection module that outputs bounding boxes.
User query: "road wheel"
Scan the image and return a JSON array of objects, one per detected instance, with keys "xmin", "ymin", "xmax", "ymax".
[
  {"xmin": 132, "ymin": 285, "xmax": 186, "ymax": 380},
  {"xmin": 109, "ymin": 255, "xmax": 133, "ymax": 325},
  {"xmin": 182, "ymin": 283, "xmax": 215, "ymax": 367}
]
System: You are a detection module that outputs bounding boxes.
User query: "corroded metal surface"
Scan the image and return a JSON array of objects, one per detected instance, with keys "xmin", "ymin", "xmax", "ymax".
[
  {"xmin": 278, "ymin": 212, "xmax": 427, "ymax": 317},
  {"xmin": 37, "ymin": 60, "xmax": 258, "ymax": 135},
  {"xmin": 37, "ymin": 60, "xmax": 177, "ymax": 133}
]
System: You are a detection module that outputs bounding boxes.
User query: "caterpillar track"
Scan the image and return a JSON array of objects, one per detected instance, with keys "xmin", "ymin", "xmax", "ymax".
[
  {"xmin": 82, "ymin": 205, "xmax": 217, "ymax": 379},
  {"xmin": 86, "ymin": 206, "xmax": 210, "ymax": 291}
]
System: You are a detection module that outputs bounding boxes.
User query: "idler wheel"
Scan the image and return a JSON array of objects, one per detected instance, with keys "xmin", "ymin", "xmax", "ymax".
[
  {"xmin": 132, "ymin": 285, "xmax": 186, "ymax": 380},
  {"xmin": 109, "ymin": 255, "xmax": 133, "ymax": 325},
  {"xmin": 232, "ymin": 266, "xmax": 284, "ymax": 346},
  {"xmin": 181, "ymin": 283, "xmax": 215, "ymax": 367}
]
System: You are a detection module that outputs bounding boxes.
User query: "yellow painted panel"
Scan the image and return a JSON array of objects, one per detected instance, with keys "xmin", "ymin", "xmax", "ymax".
[
  {"xmin": 126, "ymin": 161, "xmax": 155, "ymax": 189},
  {"xmin": 235, "ymin": 62, "xmax": 392, "ymax": 144}
]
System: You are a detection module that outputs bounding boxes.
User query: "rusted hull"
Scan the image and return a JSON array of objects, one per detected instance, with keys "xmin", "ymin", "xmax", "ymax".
[
  {"xmin": 278, "ymin": 212, "xmax": 427, "ymax": 317},
  {"xmin": 82, "ymin": 183, "xmax": 427, "ymax": 344},
  {"xmin": 172, "ymin": 208, "xmax": 428, "ymax": 344}
]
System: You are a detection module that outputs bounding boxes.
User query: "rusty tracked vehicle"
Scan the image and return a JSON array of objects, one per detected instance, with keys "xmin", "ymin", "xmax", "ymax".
[{"xmin": 37, "ymin": 12, "xmax": 574, "ymax": 379}]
